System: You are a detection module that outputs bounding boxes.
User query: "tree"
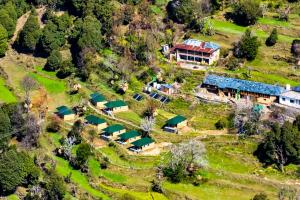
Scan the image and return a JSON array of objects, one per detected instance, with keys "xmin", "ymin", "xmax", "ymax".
[
  {"xmin": 16, "ymin": 13, "xmax": 41, "ymax": 52},
  {"xmin": 122, "ymin": 5, "xmax": 134, "ymax": 25},
  {"xmin": 231, "ymin": 0, "xmax": 262, "ymax": 26},
  {"xmin": 255, "ymin": 122, "xmax": 300, "ymax": 172},
  {"xmin": 45, "ymin": 171, "xmax": 66, "ymax": 200},
  {"xmin": 75, "ymin": 143, "xmax": 92, "ymax": 167},
  {"xmin": 0, "ymin": 108, "xmax": 11, "ymax": 152},
  {"xmin": 0, "ymin": 148, "xmax": 39, "ymax": 195},
  {"xmin": 94, "ymin": 0, "xmax": 113, "ymax": 35},
  {"xmin": 37, "ymin": 21, "xmax": 66, "ymax": 56},
  {"xmin": 68, "ymin": 120, "xmax": 83, "ymax": 144},
  {"xmin": 140, "ymin": 116, "xmax": 155, "ymax": 137},
  {"xmin": 44, "ymin": 50, "xmax": 62, "ymax": 71},
  {"xmin": 265, "ymin": 28, "xmax": 278, "ymax": 47},
  {"xmin": 56, "ymin": 59, "xmax": 73, "ymax": 79},
  {"xmin": 163, "ymin": 139, "xmax": 207, "ymax": 182},
  {"xmin": 252, "ymin": 193, "xmax": 269, "ymax": 200},
  {"xmin": 21, "ymin": 76, "xmax": 38, "ymax": 110},
  {"xmin": 291, "ymin": 39, "xmax": 300, "ymax": 61},
  {"xmin": 167, "ymin": 0, "xmax": 212, "ymax": 25},
  {"xmin": 233, "ymin": 29, "xmax": 260, "ymax": 61},
  {"xmin": 0, "ymin": 8, "xmax": 16, "ymax": 38},
  {"xmin": 0, "ymin": 24, "xmax": 8, "ymax": 57},
  {"xmin": 22, "ymin": 114, "xmax": 41, "ymax": 148}
]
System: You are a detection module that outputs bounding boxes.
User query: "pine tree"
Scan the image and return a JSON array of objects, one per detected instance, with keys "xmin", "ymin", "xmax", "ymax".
[
  {"xmin": 16, "ymin": 13, "xmax": 41, "ymax": 52},
  {"xmin": 0, "ymin": 24, "xmax": 8, "ymax": 57},
  {"xmin": 265, "ymin": 28, "xmax": 278, "ymax": 46}
]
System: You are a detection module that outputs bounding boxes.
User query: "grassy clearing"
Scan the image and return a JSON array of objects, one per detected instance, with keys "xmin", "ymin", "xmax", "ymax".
[
  {"xmin": 258, "ymin": 17, "xmax": 291, "ymax": 27},
  {"xmin": 88, "ymin": 158, "xmax": 127, "ymax": 183},
  {"xmin": 6, "ymin": 195, "xmax": 20, "ymax": 200},
  {"xmin": 0, "ymin": 78, "xmax": 17, "ymax": 103},
  {"xmin": 55, "ymin": 157, "xmax": 111, "ymax": 200},
  {"xmin": 100, "ymin": 147, "xmax": 157, "ymax": 169},
  {"xmin": 29, "ymin": 73, "xmax": 66, "ymax": 94},
  {"xmin": 115, "ymin": 110, "xmax": 142, "ymax": 126}
]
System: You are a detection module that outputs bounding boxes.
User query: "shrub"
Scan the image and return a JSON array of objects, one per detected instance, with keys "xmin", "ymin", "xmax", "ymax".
[
  {"xmin": 231, "ymin": 0, "xmax": 262, "ymax": 26},
  {"xmin": 215, "ymin": 119, "xmax": 227, "ymax": 130},
  {"xmin": 226, "ymin": 57, "xmax": 240, "ymax": 71},
  {"xmin": 265, "ymin": 28, "xmax": 278, "ymax": 46}
]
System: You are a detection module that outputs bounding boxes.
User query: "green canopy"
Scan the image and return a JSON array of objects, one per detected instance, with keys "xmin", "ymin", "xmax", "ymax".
[
  {"xmin": 105, "ymin": 100, "xmax": 127, "ymax": 109},
  {"xmin": 131, "ymin": 137, "xmax": 154, "ymax": 147},
  {"xmin": 166, "ymin": 115, "xmax": 187, "ymax": 126},
  {"xmin": 103, "ymin": 124, "xmax": 125, "ymax": 135},
  {"xmin": 85, "ymin": 115, "xmax": 106, "ymax": 125},
  {"xmin": 119, "ymin": 130, "xmax": 140, "ymax": 140}
]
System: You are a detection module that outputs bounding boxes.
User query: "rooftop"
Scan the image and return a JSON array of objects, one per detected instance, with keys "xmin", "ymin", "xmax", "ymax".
[
  {"xmin": 281, "ymin": 90, "xmax": 300, "ymax": 99},
  {"xmin": 103, "ymin": 124, "xmax": 125, "ymax": 134},
  {"xmin": 56, "ymin": 106, "xmax": 74, "ymax": 116},
  {"xmin": 85, "ymin": 115, "xmax": 106, "ymax": 125},
  {"xmin": 203, "ymin": 74, "xmax": 285, "ymax": 96},
  {"xmin": 166, "ymin": 115, "xmax": 187, "ymax": 126},
  {"xmin": 131, "ymin": 137, "xmax": 155, "ymax": 147},
  {"xmin": 90, "ymin": 92, "xmax": 106, "ymax": 103},
  {"xmin": 119, "ymin": 130, "xmax": 140, "ymax": 140},
  {"xmin": 172, "ymin": 39, "xmax": 220, "ymax": 54},
  {"xmin": 105, "ymin": 100, "xmax": 127, "ymax": 109}
]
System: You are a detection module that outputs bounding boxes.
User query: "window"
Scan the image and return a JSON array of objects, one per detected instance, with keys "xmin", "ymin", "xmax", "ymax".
[
  {"xmin": 282, "ymin": 98, "xmax": 285, "ymax": 101},
  {"xmin": 290, "ymin": 99, "xmax": 295, "ymax": 104},
  {"xmin": 179, "ymin": 55, "xmax": 187, "ymax": 60}
]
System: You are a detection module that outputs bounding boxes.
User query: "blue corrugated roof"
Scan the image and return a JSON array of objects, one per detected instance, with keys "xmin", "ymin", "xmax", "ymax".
[{"xmin": 203, "ymin": 75, "xmax": 285, "ymax": 96}]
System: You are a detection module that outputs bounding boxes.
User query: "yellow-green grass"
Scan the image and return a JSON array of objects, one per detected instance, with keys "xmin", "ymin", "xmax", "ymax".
[
  {"xmin": 211, "ymin": 19, "xmax": 295, "ymax": 43},
  {"xmin": 6, "ymin": 194, "xmax": 20, "ymax": 200},
  {"xmin": 99, "ymin": 147, "xmax": 158, "ymax": 169},
  {"xmin": 0, "ymin": 78, "xmax": 17, "ymax": 103},
  {"xmin": 88, "ymin": 159, "xmax": 127, "ymax": 183},
  {"xmin": 99, "ymin": 183, "xmax": 169, "ymax": 200},
  {"xmin": 115, "ymin": 110, "xmax": 142, "ymax": 126},
  {"xmin": 29, "ymin": 73, "xmax": 66, "ymax": 94},
  {"xmin": 55, "ymin": 157, "xmax": 111, "ymax": 200}
]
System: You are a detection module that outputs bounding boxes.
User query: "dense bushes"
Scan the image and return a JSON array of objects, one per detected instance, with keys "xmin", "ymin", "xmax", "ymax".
[
  {"xmin": 0, "ymin": 148, "xmax": 39, "ymax": 195},
  {"xmin": 233, "ymin": 29, "xmax": 260, "ymax": 61},
  {"xmin": 231, "ymin": 0, "xmax": 262, "ymax": 26}
]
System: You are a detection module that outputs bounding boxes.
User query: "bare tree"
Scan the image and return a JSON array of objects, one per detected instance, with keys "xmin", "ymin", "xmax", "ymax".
[
  {"xmin": 22, "ymin": 114, "xmax": 41, "ymax": 148},
  {"xmin": 140, "ymin": 116, "xmax": 156, "ymax": 137},
  {"xmin": 21, "ymin": 76, "xmax": 38, "ymax": 111},
  {"xmin": 163, "ymin": 139, "xmax": 207, "ymax": 181}
]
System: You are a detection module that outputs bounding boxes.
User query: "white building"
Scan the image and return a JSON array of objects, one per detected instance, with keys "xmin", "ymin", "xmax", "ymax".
[
  {"xmin": 170, "ymin": 39, "xmax": 220, "ymax": 65},
  {"xmin": 279, "ymin": 85, "xmax": 300, "ymax": 109}
]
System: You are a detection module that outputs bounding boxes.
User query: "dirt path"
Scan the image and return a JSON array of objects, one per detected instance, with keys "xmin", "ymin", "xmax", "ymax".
[{"xmin": 11, "ymin": 11, "xmax": 31, "ymax": 43}]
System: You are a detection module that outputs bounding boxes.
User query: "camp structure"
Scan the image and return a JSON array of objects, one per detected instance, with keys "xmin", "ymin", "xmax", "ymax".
[
  {"xmin": 117, "ymin": 130, "xmax": 141, "ymax": 144},
  {"xmin": 129, "ymin": 137, "xmax": 155, "ymax": 153},
  {"xmin": 104, "ymin": 100, "xmax": 129, "ymax": 113},
  {"xmin": 90, "ymin": 93, "xmax": 107, "ymax": 109},
  {"xmin": 201, "ymin": 74, "xmax": 285, "ymax": 105},
  {"xmin": 164, "ymin": 115, "xmax": 187, "ymax": 133},
  {"xmin": 56, "ymin": 106, "xmax": 75, "ymax": 121},
  {"xmin": 101, "ymin": 124, "xmax": 126, "ymax": 140},
  {"xmin": 84, "ymin": 115, "xmax": 107, "ymax": 131}
]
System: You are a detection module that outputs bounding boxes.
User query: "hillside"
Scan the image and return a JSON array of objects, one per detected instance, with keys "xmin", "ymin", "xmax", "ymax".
[{"xmin": 0, "ymin": 0, "xmax": 300, "ymax": 200}]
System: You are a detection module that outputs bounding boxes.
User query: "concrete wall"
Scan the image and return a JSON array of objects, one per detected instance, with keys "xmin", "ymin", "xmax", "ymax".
[
  {"xmin": 96, "ymin": 101, "xmax": 107, "ymax": 109},
  {"xmin": 97, "ymin": 123, "xmax": 108, "ymax": 131},
  {"xmin": 127, "ymin": 136, "xmax": 141, "ymax": 143},
  {"xmin": 141, "ymin": 142, "xmax": 155, "ymax": 151},
  {"xmin": 279, "ymin": 96, "xmax": 300, "ymax": 109},
  {"xmin": 257, "ymin": 96, "xmax": 277, "ymax": 106},
  {"xmin": 112, "ymin": 106, "xmax": 129, "ymax": 113},
  {"xmin": 177, "ymin": 120, "xmax": 188, "ymax": 129},
  {"xmin": 63, "ymin": 114, "xmax": 75, "ymax": 121}
]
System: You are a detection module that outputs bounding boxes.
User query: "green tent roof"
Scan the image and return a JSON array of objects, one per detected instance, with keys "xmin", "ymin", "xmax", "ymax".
[
  {"xmin": 103, "ymin": 124, "xmax": 125, "ymax": 135},
  {"xmin": 166, "ymin": 115, "xmax": 187, "ymax": 126},
  {"xmin": 119, "ymin": 130, "xmax": 140, "ymax": 140},
  {"xmin": 105, "ymin": 100, "xmax": 127, "ymax": 109},
  {"xmin": 131, "ymin": 137, "xmax": 154, "ymax": 147},
  {"xmin": 85, "ymin": 115, "xmax": 106, "ymax": 125},
  {"xmin": 90, "ymin": 93, "xmax": 106, "ymax": 103},
  {"xmin": 56, "ymin": 106, "xmax": 74, "ymax": 116}
]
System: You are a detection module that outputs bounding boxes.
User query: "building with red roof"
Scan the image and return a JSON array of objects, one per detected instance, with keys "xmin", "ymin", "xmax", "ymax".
[{"xmin": 169, "ymin": 39, "xmax": 220, "ymax": 65}]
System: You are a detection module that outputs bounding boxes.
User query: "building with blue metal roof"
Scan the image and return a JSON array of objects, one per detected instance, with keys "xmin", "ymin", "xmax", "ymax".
[{"xmin": 201, "ymin": 74, "xmax": 285, "ymax": 105}]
